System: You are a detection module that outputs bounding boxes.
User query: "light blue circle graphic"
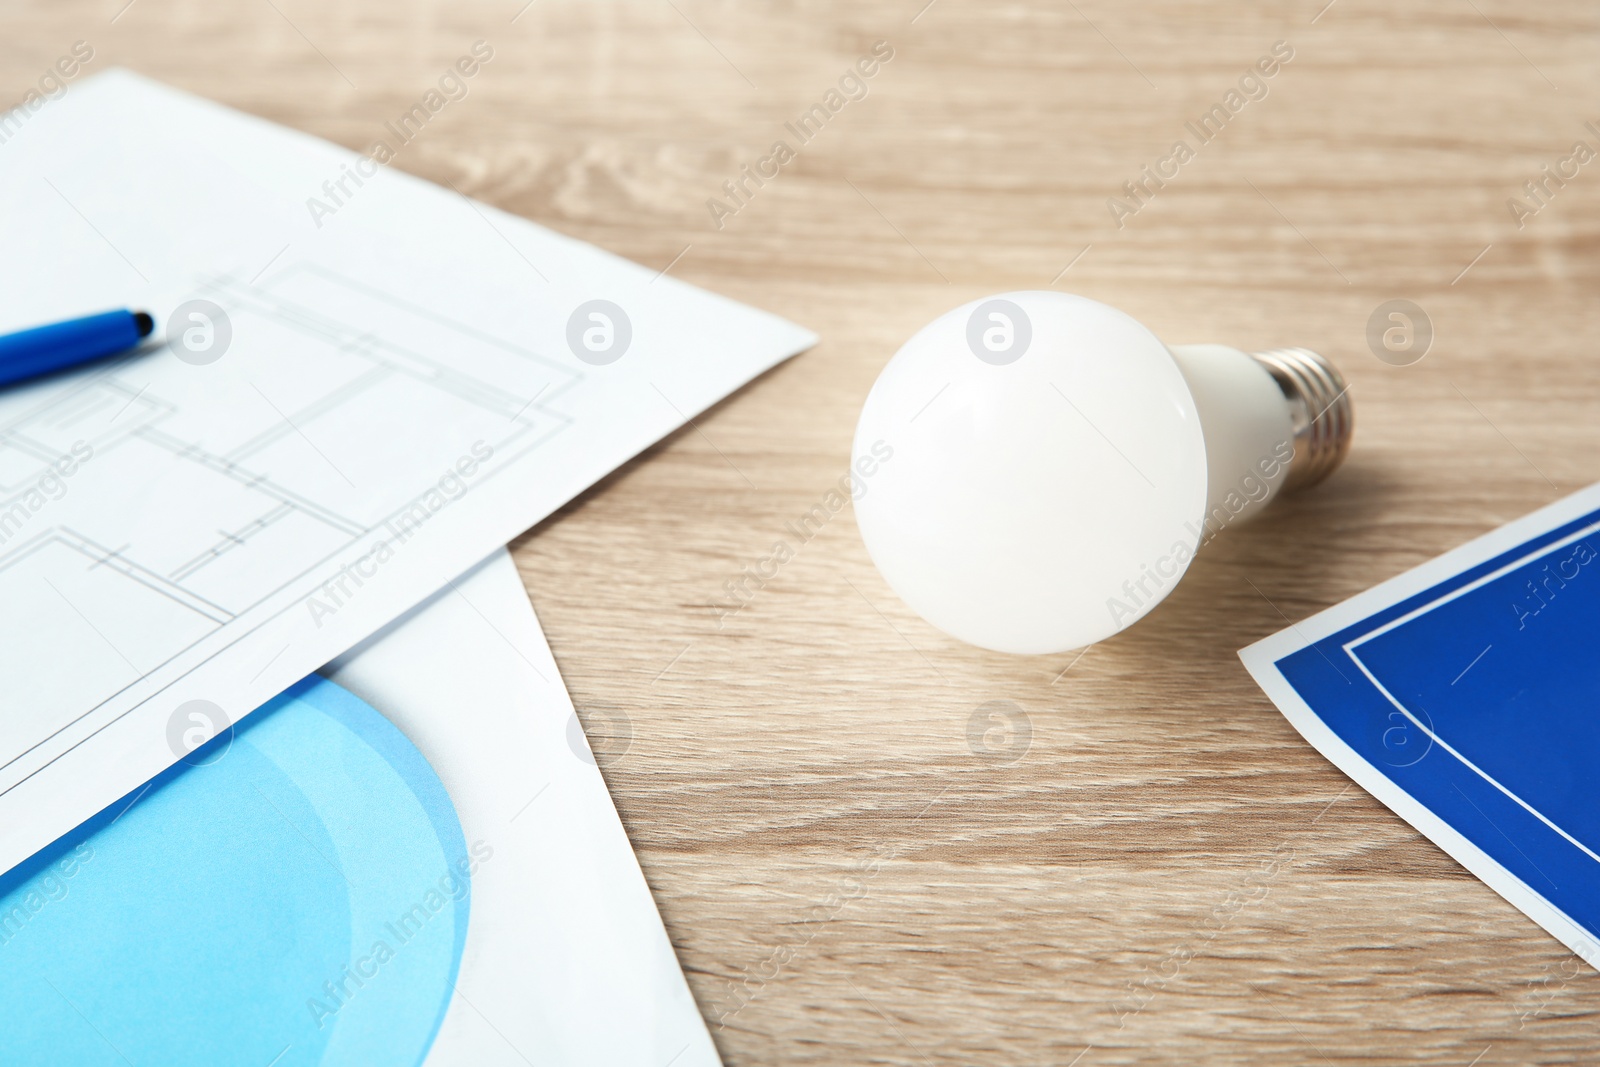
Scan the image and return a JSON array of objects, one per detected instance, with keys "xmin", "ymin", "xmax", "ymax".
[{"xmin": 0, "ymin": 677, "xmax": 471, "ymax": 1067}]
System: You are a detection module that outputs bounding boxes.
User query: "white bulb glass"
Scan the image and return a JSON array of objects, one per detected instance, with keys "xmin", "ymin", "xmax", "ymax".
[{"xmin": 852, "ymin": 291, "xmax": 1313, "ymax": 656}]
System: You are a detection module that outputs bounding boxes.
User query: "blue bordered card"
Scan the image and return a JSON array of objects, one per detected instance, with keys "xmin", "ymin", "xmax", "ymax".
[{"xmin": 1240, "ymin": 482, "xmax": 1600, "ymax": 969}]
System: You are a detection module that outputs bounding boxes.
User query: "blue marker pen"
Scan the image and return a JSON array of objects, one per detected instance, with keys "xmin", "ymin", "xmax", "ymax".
[{"xmin": 0, "ymin": 309, "xmax": 154, "ymax": 388}]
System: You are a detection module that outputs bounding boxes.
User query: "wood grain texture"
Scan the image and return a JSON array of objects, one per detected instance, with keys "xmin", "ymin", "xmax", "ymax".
[{"xmin": 8, "ymin": 0, "xmax": 1600, "ymax": 1061}]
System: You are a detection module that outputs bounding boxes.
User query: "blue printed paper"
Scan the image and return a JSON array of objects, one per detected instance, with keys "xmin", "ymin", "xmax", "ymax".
[
  {"xmin": 0, "ymin": 677, "xmax": 472, "ymax": 1066},
  {"xmin": 1240, "ymin": 483, "xmax": 1600, "ymax": 969}
]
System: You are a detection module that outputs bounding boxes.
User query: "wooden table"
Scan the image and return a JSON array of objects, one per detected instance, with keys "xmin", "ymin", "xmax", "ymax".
[{"xmin": 10, "ymin": 0, "xmax": 1599, "ymax": 1061}]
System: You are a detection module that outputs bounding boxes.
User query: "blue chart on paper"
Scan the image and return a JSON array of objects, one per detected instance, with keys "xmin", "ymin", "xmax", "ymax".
[
  {"xmin": 0, "ymin": 677, "xmax": 470, "ymax": 1067},
  {"xmin": 1272, "ymin": 507, "xmax": 1600, "ymax": 945}
]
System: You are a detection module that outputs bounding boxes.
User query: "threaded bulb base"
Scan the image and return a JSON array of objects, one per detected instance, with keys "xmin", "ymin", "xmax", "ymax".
[{"xmin": 1249, "ymin": 347, "xmax": 1353, "ymax": 492}]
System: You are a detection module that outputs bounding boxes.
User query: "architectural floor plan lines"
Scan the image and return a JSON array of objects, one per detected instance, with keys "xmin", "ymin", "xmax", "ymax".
[
  {"xmin": 214, "ymin": 267, "xmax": 582, "ymax": 427},
  {"xmin": 278, "ymin": 262, "xmax": 582, "ymax": 384},
  {"xmin": 0, "ymin": 257, "xmax": 591, "ymax": 800},
  {"xmin": 0, "ymin": 67, "xmax": 816, "ymax": 880},
  {"xmin": 54, "ymin": 527, "xmax": 234, "ymax": 623},
  {"xmin": 223, "ymin": 365, "xmax": 393, "ymax": 465},
  {"xmin": 168, "ymin": 501, "xmax": 298, "ymax": 584},
  {"xmin": 129, "ymin": 424, "xmax": 368, "ymax": 537}
]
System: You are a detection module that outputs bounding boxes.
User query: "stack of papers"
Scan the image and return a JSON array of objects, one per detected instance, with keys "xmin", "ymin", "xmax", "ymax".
[{"xmin": 0, "ymin": 70, "xmax": 813, "ymax": 1062}]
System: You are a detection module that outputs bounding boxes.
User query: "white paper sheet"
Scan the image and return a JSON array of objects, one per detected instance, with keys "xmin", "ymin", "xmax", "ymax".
[
  {"xmin": 0, "ymin": 69, "xmax": 815, "ymax": 876},
  {"xmin": 325, "ymin": 549, "xmax": 719, "ymax": 1067}
]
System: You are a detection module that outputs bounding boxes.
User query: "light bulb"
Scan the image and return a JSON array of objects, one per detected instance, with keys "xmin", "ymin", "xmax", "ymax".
[{"xmin": 851, "ymin": 291, "xmax": 1352, "ymax": 655}]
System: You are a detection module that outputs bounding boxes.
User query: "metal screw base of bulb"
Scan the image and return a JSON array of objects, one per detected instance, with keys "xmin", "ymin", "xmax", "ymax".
[{"xmin": 1249, "ymin": 347, "xmax": 1353, "ymax": 491}]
